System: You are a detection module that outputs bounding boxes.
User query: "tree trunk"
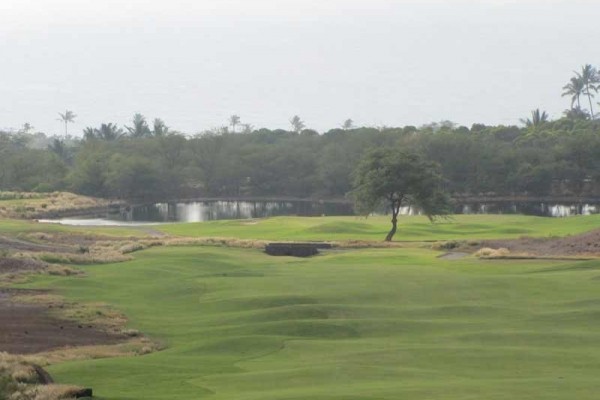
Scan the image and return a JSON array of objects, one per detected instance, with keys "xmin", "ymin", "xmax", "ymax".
[
  {"xmin": 588, "ymin": 91, "xmax": 595, "ymax": 119},
  {"xmin": 385, "ymin": 214, "xmax": 397, "ymax": 241},
  {"xmin": 385, "ymin": 200, "xmax": 401, "ymax": 242}
]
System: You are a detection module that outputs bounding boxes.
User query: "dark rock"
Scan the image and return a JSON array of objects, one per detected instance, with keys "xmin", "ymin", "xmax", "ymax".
[
  {"xmin": 265, "ymin": 243, "xmax": 329, "ymax": 257},
  {"xmin": 32, "ymin": 364, "xmax": 54, "ymax": 384},
  {"xmin": 72, "ymin": 388, "xmax": 93, "ymax": 398}
]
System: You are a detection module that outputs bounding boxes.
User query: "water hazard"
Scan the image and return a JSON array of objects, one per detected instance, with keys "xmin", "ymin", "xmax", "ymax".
[
  {"xmin": 40, "ymin": 200, "xmax": 600, "ymax": 226},
  {"xmin": 116, "ymin": 200, "xmax": 354, "ymax": 222}
]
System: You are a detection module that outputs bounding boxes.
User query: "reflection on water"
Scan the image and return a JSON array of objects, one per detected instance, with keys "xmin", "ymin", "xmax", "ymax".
[
  {"xmin": 40, "ymin": 200, "xmax": 600, "ymax": 226},
  {"xmin": 457, "ymin": 202, "xmax": 599, "ymax": 217},
  {"xmin": 113, "ymin": 201, "xmax": 355, "ymax": 223},
  {"xmin": 118, "ymin": 201, "xmax": 599, "ymax": 222}
]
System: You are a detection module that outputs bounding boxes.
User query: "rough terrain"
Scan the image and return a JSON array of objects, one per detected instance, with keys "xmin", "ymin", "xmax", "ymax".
[
  {"xmin": 0, "ymin": 289, "xmax": 126, "ymax": 354},
  {"xmin": 481, "ymin": 228, "xmax": 600, "ymax": 257}
]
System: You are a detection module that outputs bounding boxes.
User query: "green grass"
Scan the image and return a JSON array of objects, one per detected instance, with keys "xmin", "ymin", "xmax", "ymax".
[
  {"xmin": 19, "ymin": 240, "xmax": 600, "ymax": 399},
  {"xmin": 157, "ymin": 214, "xmax": 600, "ymax": 241}
]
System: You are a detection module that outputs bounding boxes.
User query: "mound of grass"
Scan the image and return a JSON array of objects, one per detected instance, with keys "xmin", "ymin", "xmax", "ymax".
[
  {"xmin": 16, "ymin": 244, "xmax": 600, "ymax": 400},
  {"xmin": 0, "ymin": 352, "xmax": 88, "ymax": 400},
  {"xmin": 0, "ymin": 191, "xmax": 115, "ymax": 219}
]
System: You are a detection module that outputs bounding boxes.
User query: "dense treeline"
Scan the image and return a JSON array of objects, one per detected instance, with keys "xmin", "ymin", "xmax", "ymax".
[
  {"xmin": 3, "ymin": 64, "xmax": 600, "ymax": 201},
  {"xmin": 2, "ymin": 117, "xmax": 600, "ymax": 202},
  {"xmin": 0, "ymin": 64, "xmax": 600, "ymax": 201}
]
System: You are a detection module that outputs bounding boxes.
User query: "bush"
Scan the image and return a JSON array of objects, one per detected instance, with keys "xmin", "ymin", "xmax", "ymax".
[{"xmin": 475, "ymin": 247, "xmax": 510, "ymax": 258}]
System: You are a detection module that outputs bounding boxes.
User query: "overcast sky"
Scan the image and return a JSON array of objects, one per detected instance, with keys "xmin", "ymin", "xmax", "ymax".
[{"xmin": 1, "ymin": 0, "xmax": 598, "ymax": 135}]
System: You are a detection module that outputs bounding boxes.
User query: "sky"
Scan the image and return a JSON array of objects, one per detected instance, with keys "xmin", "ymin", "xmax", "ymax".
[{"xmin": 1, "ymin": 0, "xmax": 598, "ymax": 135}]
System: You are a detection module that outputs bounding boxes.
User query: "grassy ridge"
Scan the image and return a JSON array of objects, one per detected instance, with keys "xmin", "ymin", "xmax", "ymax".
[
  {"xmin": 157, "ymin": 214, "xmax": 600, "ymax": 241},
  {"xmin": 22, "ymin": 242, "xmax": 600, "ymax": 399},
  {"xmin": 0, "ymin": 219, "xmax": 147, "ymax": 237},
  {"xmin": 0, "ymin": 191, "xmax": 113, "ymax": 219}
]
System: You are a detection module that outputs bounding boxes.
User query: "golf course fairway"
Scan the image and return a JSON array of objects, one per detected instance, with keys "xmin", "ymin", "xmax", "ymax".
[{"xmin": 19, "ymin": 216, "xmax": 600, "ymax": 400}]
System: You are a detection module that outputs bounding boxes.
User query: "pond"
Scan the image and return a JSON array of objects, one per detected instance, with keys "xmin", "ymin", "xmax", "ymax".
[
  {"xmin": 458, "ymin": 202, "xmax": 599, "ymax": 218},
  {"xmin": 115, "ymin": 200, "xmax": 354, "ymax": 222},
  {"xmin": 39, "ymin": 199, "xmax": 600, "ymax": 226}
]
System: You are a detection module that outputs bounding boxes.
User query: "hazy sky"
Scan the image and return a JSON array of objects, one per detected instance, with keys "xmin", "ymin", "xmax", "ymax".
[{"xmin": 1, "ymin": 0, "xmax": 598, "ymax": 135}]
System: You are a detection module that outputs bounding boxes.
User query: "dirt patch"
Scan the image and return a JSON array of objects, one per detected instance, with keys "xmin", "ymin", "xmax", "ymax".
[
  {"xmin": 480, "ymin": 229, "xmax": 600, "ymax": 257},
  {"xmin": 0, "ymin": 232, "xmax": 145, "ymax": 265},
  {"xmin": 0, "ymin": 257, "xmax": 47, "ymax": 274},
  {"xmin": 0, "ymin": 289, "xmax": 126, "ymax": 355},
  {"xmin": 0, "ymin": 235, "xmax": 75, "ymax": 253},
  {"xmin": 438, "ymin": 252, "xmax": 469, "ymax": 260}
]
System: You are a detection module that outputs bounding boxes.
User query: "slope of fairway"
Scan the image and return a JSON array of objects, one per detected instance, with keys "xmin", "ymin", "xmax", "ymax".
[
  {"xmin": 24, "ymin": 244, "xmax": 600, "ymax": 400},
  {"xmin": 156, "ymin": 214, "xmax": 600, "ymax": 241}
]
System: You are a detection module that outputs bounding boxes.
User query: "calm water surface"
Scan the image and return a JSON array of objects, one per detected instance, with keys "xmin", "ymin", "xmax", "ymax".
[{"xmin": 39, "ymin": 200, "xmax": 600, "ymax": 226}]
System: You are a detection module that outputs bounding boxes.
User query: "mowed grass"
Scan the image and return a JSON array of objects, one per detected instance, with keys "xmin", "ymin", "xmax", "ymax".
[
  {"xmin": 157, "ymin": 214, "xmax": 600, "ymax": 241},
  {"xmin": 21, "ymin": 241, "xmax": 600, "ymax": 399}
]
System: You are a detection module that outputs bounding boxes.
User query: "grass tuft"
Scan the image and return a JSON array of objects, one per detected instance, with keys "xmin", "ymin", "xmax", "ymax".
[{"xmin": 474, "ymin": 247, "xmax": 511, "ymax": 258}]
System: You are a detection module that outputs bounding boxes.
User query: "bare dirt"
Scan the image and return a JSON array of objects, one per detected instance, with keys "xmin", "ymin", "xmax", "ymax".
[
  {"xmin": 0, "ymin": 288, "xmax": 126, "ymax": 355},
  {"xmin": 481, "ymin": 229, "xmax": 600, "ymax": 257},
  {"xmin": 0, "ymin": 235, "xmax": 75, "ymax": 253},
  {"xmin": 0, "ymin": 257, "xmax": 47, "ymax": 274}
]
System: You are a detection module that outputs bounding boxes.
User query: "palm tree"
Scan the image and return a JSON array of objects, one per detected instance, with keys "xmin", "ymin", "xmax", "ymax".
[
  {"xmin": 83, "ymin": 127, "xmax": 96, "ymax": 140},
  {"xmin": 99, "ymin": 123, "xmax": 124, "ymax": 140},
  {"xmin": 20, "ymin": 123, "xmax": 34, "ymax": 134},
  {"xmin": 579, "ymin": 64, "xmax": 600, "ymax": 119},
  {"xmin": 290, "ymin": 115, "xmax": 305, "ymax": 133},
  {"xmin": 342, "ymin": 119, "xmax": 354, "ymax": 130},
  {"xmin": 562, "ymin": 76, "xmax": 585, "ymax": 110},
  {"xmin": 126, "ymin": 114, "xmax": 151, "ymax": 137},
  {"xmin": 241, "ymin": 123, "xmax": 254, "ymax": 134},
  {"xmin": 57, "ymin": 110, "xmax": 76, "ymax": 137},
  {"xmin": 229, "ymin": 115, "xmax": 241, "ymax": 133},
  {"xmin": 520, "ymin": 109, "xmax": 549, "ymax": 128},
  {"xmin": 153, "ymin": 118, "xmax": 169, "ymax": 136},
  {"xmin": 84, "ymin": 123, "xmax": 124, "ymax": 141}
]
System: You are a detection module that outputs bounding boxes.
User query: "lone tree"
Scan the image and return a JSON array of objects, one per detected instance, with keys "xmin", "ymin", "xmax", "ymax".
[
  {"xmin": 290, "ymin": 115, "xmax": 305, "ymax": 133},
  {"xmin": 57, "ymin": 110, "xmax": 76, "ymax": 136},
  {"xmin": 229, "ymin": 115, "xmax": 241, "ymax": 133},
  {"xmin": 351, "ymin": 149, "xmax": 452, "ymax": 241},
  {"xmin": 562, "ymin": 76, "xmax": 585, "ymax": 111},
  {"xmin": 579, "ymin": 64, "xmax": 599, "ymax": 119}
]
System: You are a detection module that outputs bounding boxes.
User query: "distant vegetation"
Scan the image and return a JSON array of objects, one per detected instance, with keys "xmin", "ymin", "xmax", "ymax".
[{"xmin": 1, "ymin": 65, "xmax": 600, "ymax": 202}]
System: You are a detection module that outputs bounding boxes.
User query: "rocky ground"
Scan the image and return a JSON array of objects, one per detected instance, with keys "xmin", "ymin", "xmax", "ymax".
[{"xmin": 481, "ymin": 229, "xmax": 600, "ymax": 258}]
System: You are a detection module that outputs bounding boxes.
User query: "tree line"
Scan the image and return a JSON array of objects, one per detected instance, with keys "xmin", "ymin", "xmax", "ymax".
[
  {"xmin": 2, "ymin": 65, "xmax": 600, "ymax": 202},
  {"xmin": 1, "ymin": 117, "xmax": 600, "ymax": 202}
]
